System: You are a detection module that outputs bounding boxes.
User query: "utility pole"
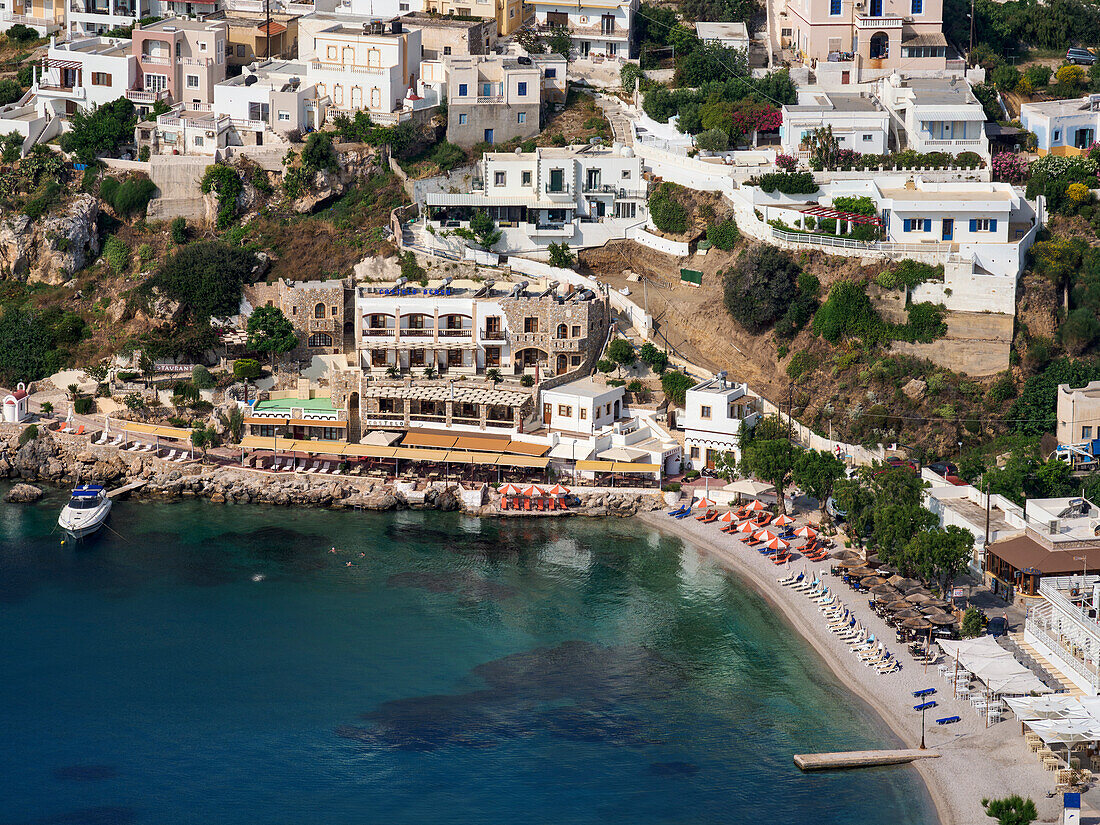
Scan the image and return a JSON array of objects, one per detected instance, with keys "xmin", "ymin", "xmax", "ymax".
[
  {"xmin": 984, "ymin": 478, "xmax": 991, "ymax": 547},
  {"xmin": 265, "ymin": 0, "xmax": 272, "ymax": 61},
  {"xmin": 968, "ymin": 0, "xmax": 975, "ymax": 66}
]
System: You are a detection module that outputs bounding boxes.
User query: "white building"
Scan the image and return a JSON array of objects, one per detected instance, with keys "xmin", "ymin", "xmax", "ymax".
[
  {"xmin": 423, "ymin": 142, "xmax": 649, "ymax": 253},
  {"xmin": 306, "ymin": 18, "xmax": 422, "ymax": 121},
  {"xmin": 780, "ymin": 89, "xmax": 890, "ymax": 156},
  {"xmin": 920, "ymin": 466, "xmax": 1025, "ymax": 570},
  {"xmin": 878, "ymin": 73, "xmax": 990, "ymax": 158},
  {"xmin": 528, "ymin": 0, "xmax": 635, "ymax": 59},
  {"xmin": 67, "ymin": 0, "xmax": 150, "ymax": 38},
  {"xmin": 681, "ymin": 374, "xmax": 759, "ymax": 470},
  {"xmin": 1020, "ymin": 95, "xmax": 1100, "ymax": 157},
  {"xmin": 1028, "ymin": 574, "xmax": 1100, "ymax": 695},
  {"xmin": 2, "ymin": 383, "xmax": 30, "ymax": 424},
  {"xmin": 215, "ymin": 59, "xmax": 324, "ymax": 138},
  {"xmin": 694, "ymin": 21, "xmax": 748, "ymax": 52},
  {"xmin": 540, "ymin": 376, "xmax": 624, "ymax": 435},
  {"xmin": 34, "ymin": 36, "xmax": 136, "ymax": 119}
]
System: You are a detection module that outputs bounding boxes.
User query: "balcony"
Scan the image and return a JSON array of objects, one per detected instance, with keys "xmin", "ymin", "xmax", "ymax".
[
  {"xmin": 309, "ymin": 60, "xmax": 386, "ymax": 76},
  {"xmin": 582, "ymin": 183, "xmax": 647, "ymax": 198},
  {"xmin": 855, "ymin": 13, "xmax": 904, "ymax": 28},
  {"xmin": 438, "ymin": 328, "xmax": 473, "ymax": 337},
  {"xmin": 543, "ymin": 186, "xmax": 573, "ymax": 201},
  {"xmin": 140, "ymin": 54, "xmax": 172, "ymax": 65},
  {"xmin": 39, "ymin": 84, "xmax": 85, "ymax": 100},
  {"xmin": 178, "ymin": 56, "xmax": 213, "ymax": 67},
  {"xmin": 126, "ymin": 88, "xmax": 168, "ymax": 103},
  {"xmin": 476, "ymin": 95, "xmax": 503, "ymax": 104},
  {"xmin": 363, "ymin": 328, "xmax": 396, "ymax": 337},
  {"xmin": 1, "ymin": 10, "xmax": 62, "ymax": 25},
  {"xmin": 481, "ymin": 329, "xmax": 506, "ymax": 340}
]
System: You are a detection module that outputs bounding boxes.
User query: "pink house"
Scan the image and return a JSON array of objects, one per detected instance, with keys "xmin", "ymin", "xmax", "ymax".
[{"xmin": 130, "ymin": 18, "xmax": 227, "ymax": 106}]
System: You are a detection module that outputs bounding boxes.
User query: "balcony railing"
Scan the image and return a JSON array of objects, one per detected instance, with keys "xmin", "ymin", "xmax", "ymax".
[
  {"xmin": 363, "ymin": 328, "xmax": 395, "ymax": 337},
  {"xmin": 582, "ymin": 183, "xmax": 648, "ymax": 198},
  {"xmin": 921, "ymin": 138, "xmax": 984, "ymax": 147},
  {"xmin": 544, "ymin": 186, "xmax": 573, "ymax": 200},
  {"xmin": 126, "ymin": 88, "xmax": 168, "ymax": 103},
  {"xmin": 310, "ymin": 60, "xmax": 386, "ymax": 76},
  {"xmin": 855, "ymin": 13, "xmax": 904, "ymax": 28},
  {"xmin": 481, "ymin": 329, "xmax": 506, "ymax": 340},
  {"xmin": 476, "ymin": 95, "xmax": 503, "ymax": 104},
  {"xmin": 2, "ymin": 10, "xmax": 61, "ymax": 25},
  {"xmin": 438, "ymin": 328, "xmax": 472, "ymax": 337},
  {"xmin": 140, "ymin": 54, "xmax": 172, "ymax": 65},
  {"xmin": 178, "ymin": 56, "xmax": 213, "ymax": 67},
  {"xmin": 39, "ymin": 84, "xmax": 85, "ymax": 99}
]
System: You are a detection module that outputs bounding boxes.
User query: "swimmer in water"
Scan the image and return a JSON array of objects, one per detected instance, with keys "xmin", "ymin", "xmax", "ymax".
[
  {"xmin": 330, "ymin": 546, "xmax": 337, "ymax": 553},
  {"xmin": 345, "ymin": 561, "xmax": 353, "ymax": 567}
]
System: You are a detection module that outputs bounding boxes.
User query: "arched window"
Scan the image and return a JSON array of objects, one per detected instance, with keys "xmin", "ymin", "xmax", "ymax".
[
  {"xmin": 314, "ymin": 302, "xmax": 325, "ymax": 319},
  {"xmin": 308, "ymin": 332, "xmax": 333, "ymax": 348},
  {"xmin": 556, "ymin": 323, "xmax": 568, "ymax": 339}
]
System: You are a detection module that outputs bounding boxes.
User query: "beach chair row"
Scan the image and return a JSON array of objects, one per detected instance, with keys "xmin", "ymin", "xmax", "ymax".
[
  {"xmin": 273, "ymin": 459, "xmax": 338, "ymax": 474},
  {"xmin": 778, "ymin": 572, "xmax": 900, "ymax": 675},
  {"xmin": 120, "ymin": 442, "xmax": 189, "ymax": 462}
]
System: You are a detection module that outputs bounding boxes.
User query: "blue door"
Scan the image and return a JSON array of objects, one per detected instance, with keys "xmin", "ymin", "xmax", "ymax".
[
  {"xmin": 942, "ymin": 218, "xmax": 953, "ymax": 241},
  {"xmin": 484, "ymin": 128, "xmax": 494, "ymax": 145},
  {"xmin": 870, "ymin": 0, "xmax": 882, "ymax": 14}
]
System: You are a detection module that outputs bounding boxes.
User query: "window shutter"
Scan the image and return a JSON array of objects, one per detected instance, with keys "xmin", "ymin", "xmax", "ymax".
[
  {"xmin": 923, "ymin": 219, "xmax": 931, "ymax": 232},
  {"xmin": 903, "ymin": 219, "xmax": 911, "ymax": 231},
  {"xmin": 969, "ymin": 219, "xmax": 977, "ymax": 232},
  {"xmin": 989, "ymin": 219, "xmax": 997, "ymax": 232}
]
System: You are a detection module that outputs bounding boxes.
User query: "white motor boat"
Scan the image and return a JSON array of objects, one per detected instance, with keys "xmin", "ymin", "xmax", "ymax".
[{"xmin": 58, "ymin": 485, "xmax": 112, "ymax": 539}]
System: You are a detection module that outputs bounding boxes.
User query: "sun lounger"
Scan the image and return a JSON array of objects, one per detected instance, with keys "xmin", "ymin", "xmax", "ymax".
[
  {"xmin": 295, "ymin": 462, "xmax": 306, "ymax": 473},
  {"xmin": 95, "ymin": 432, "xmax": 108, "ymax": 444},
  {"xmin": 773, "ymin": 553, "xmax": 791, "ymax": 565},
  {"xmin": 111, "ymin": 434, "xmax": 124, "ymax": 445},
  {"xmin": 74, "ymin": 425, "xmax": 85, "ymax": 435},
  {"xmin": 936, "ymin": 715, "xmax": 960, "ymax": 725},
  {"xmin": 60, "ymin": 423, "xmax": 74, "ymax": 434},
  {"xmin": 778, "ymin": 572, "xmax": 802, "ymax": 586},
  {"xmin": 667, "ymin": 505, "xmax": 690, "ymax": 517},
  {"xmin": 175, "ymin": 452, "xmax": 188, "ymax": 462},
  {"xmin": 164, "ymin": 450, "xmax": 177, "ymax": 461}
]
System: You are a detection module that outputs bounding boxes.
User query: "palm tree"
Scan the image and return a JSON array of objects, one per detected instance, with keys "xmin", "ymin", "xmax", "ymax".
[
  {"xmin": 486, "ymin": 368, "xmax": 502, "ymax": 385},
  {"xmin": 386, "ymin": 365, "xmax": 400, "ymax": 379},
  {"xmin": 67, "ymin": 383, "xmax": 81, "ymax": 402},
  {"xmin": 423, "ymin": 365, "xmax": 437, "ymax": 380}
]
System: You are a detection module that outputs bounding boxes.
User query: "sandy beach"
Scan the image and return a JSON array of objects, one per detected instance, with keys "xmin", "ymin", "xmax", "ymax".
[{"xmin": 639, "ymin": 510, "xmax": 1062, "ymax": 825}]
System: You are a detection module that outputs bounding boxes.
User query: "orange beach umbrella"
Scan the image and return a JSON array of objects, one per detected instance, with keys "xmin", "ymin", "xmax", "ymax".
[
  {"xmin": 742, "ymin": 499, "xmax": 766, "ymax": 513},
  {"xmin": 695, "ymin": 497, "xmax": 716, "ymax": 508},
  {"xmin": 499, "ymin": 484, "xmax": 522, "ymax": 497},
  {"xmin": 718, "ymin": 510, "xmax": 738, "ymax": 523},
  {"xmin": 793, "ymin": 526, "xmax": 818, "ymax": 539},
  {"xmin": 773, "ymin": 514, "xmax": 795, "ymax": 527},
  {"xmin": 549, "ymin": 484, "xmax": 571, "ymax": 496},
  {"xmin": 523, "ymin": 484, "xmax": 546, "ymax": 497}
]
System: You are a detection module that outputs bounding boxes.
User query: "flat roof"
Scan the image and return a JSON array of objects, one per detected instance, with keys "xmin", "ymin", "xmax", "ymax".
[
  {"xmin": 398, "ymin": 11, "xmax": 489, "ymax": 27},
  {"xmin": 689, "ymin": 376, "xmax": 747, "ymax": 396},
  {"xmin": 254, "ymin": 397, "xmax": 338, "ymax": 412},
  {"xmin": 140, "ymin": 18, "xmax": 225, "ymax": 32},
  {"xmin": 902, "ymin": 78, "xmax": 980, "ymax": 107},
  {"xmin": 694, "ymin": 21, "xmax": 748, "ymax": 39},
  {"xmin": 59, "ymin": 38, "xmax": 130, "ymax": 57},
  {"xmin": 1022, "ymin": 96, "xmax": 1100, "ymax": 117},
  {"xmin": 545, "ymin": 377, "xmax": 621, "ymax": 399},
  {"xmin": 1060, "ymin": 381, "xmax": 1100, "ymax": 398},
  {"xmin": 788, "ymin": 91, "xmax": 883, "ymax": 113},
  {"xmin": 879, "ymin": 188, "xmax": 1014, "ymax": 203}
]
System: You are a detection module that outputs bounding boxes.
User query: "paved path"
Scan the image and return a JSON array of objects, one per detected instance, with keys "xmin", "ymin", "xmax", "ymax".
[{"xmin": 594, "ymin": 94, "xmax": 634, "ymax": 146}]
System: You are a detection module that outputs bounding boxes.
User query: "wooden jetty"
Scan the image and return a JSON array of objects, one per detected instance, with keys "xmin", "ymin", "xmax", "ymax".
[
  {"xmin": 794, "ymin": 749, "xmax": 941, "ymax": 771},
  {"xmin": 107, "ymin": 480, "xmax": 147, "ymax": 499}
]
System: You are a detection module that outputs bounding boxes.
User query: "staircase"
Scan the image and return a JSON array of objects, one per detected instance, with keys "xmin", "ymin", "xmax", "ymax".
[{"xmin": 1006, "ymin": 632, "xmax": 1085, "ymax": 696}]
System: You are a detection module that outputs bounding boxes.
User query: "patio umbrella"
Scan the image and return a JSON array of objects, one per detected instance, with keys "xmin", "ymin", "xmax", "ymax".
[
  {"xmin": 865, "ymin": 554, "xmax": 883, "ymax": 567},
  {"xmin": 794, "ymin": 526, "xmax": 818, "ymax": 539},
  {"xmin": 523, "ymin": 484, "xmax": 546, "ymax": 497},
  {"xmin": 907, "ymin": 592, "xmax": 934, "ymax": 604},
  {"xmin": 723, "ymin": 479, "xmax": 775, "ymax": 496},
  {"xmin": 736, "ymin": 520, "xmax": 757, "ymax": 535},
  {"xmin": 742, "ymin": 499, "xmax": 766, "ymax": 513},
  {"xmin": 927, "ymin": 613, "xmax": 957, "ymax": 626},
  {"xmin": 870, "ymin": 584, "xmax": 897, "ymax": 597},
  {"xmin": 836, "ymin": 558, "xmax": 863, "ymax": 568},
  {"xmin": 888, "ymin": 575, "xmax": 921, "ymax": 590},
  {"xmin": 903, "ymin": 617, "xmax": 933, "ymax": 630},
  {"xmin": 893, "ymin": 608, "xmax": 924, "ymax": 620},
  {"xmin": 884, "ymin": 600, "xmax": 913, "ymax": 612},
  {"xmin": 755, "ymin": 529, "xmax": 780, "ymax": 543},
  {"xmin": 718, "ymin": 510, "xmax": 739, "ymax": 523},
  {"xmin": 499, "ymin": 484, "xmax": 522, "ymax": 497},
  {"xmin": 773, "ymin": 514, "xmax": 795, "ymax": 527},
  {"xmin": 925, "ymin": 598, "xmax": 952, "ymax": 610},
  {"xmin": 861, "ymin": 575, "xmax": 890, "ymax": 588},
  {"xmin": 764, "ymin": 536, "xmax": 790, "ymax": 551},
  {"xmin": 549, "ymin": 484, "xmax": 571, "ymax": 496},
  {"xmin": 849, "ymin": 566, "xmax": 877, "ymax": 578},
  {"xmin": 695, "ymin": 497, "xmax": 716, "ymax": 508}
]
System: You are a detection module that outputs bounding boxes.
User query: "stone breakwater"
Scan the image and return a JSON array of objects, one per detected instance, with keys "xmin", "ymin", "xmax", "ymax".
[{"xmin": 0, "ymin": 429, "xmax": 664, "ymax": 517}]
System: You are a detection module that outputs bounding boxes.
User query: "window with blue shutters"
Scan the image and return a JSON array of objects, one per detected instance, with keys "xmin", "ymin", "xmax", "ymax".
[
  {"xmin": 911, "ymin": 0, "xmax": 922, "ymax": 13},
  {"xmin": 904, "ymin": 218, "xmax": 931, "ymax": 232},
  {"xmin": 904, "ymin": 219, "xmax": 912, "ymax": 232},
  {"xmin": 517, "ymin": 81, "xmax": 527, "ymax": 96},
  {"xmin": 458, "ymin": 83, "xmax": 467, "ymax": 96},
  {"xmin": 830, "ymin": 0, "xmax": 841, "ymax": 14},
  {"xmin": 923, "ymin": 219, "xmax": 931, "ymax": 232},
  {"xmin": 970, "ymin": 218, "xmax": 996, "ymax": 232}
]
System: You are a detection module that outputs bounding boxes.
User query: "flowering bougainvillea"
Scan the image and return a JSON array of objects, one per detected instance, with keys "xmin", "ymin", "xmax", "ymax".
[
  {"xmin": 990, "ymin": 152, "xmax": 1030, "ymax": 184},
  {"xmin": 775, "ymin": 153, "xmax": 798, "ymax": 172}
]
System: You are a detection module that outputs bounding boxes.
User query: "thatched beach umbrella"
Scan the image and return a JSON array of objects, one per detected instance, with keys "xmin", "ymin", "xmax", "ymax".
[
  {"xmin": 893, "ymin": 608, "xmax": 924, "ymax": 620},
  {"xmin": 883, "ymin": 599, "xmax": 912, "ymax": 612},
  {"xmin": 862, "ymin": 575, "xmax": 890, "ymax": 588},
  {"xmin": 927, "ymin": 613, "xmax": 957, "ymax": 626},
  {"xmin": 906, "ymin": 592, "xmax": 934, "ymax": 604},
  {"xmin": 850, "ymin": 566, "xmax": 877, "ymax": 578},
  {"xmin": 870, "ymin": 584, "xmax": 898, "ymax": 598},
  {"xmin": 865, "ymin": 554, "xmax": 883, "ymax": 567},
  {"xmin": 836, "ymin": 557, "xmax": 863, "ymax": 567},
  {"xmin": 888, "ymin": 575, "xmax": 921, "ymax": 590},
  {"xmin": 903, "ymin": 617, "xmax": 933, "ymax": 630}
]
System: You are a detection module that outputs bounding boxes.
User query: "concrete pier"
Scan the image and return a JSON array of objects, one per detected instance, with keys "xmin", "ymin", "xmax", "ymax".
[{"xmin": 794, "ymin": 749, "xmax": 941, "ymax": 771}]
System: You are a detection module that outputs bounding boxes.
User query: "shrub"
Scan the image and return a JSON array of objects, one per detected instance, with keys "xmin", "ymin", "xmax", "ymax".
[
  {"xmin": 5, "ymin": 23, "xmax": 39, "ymax": 42},
  {"xmin": 59, "ymin": 97, "xmax": 136, "ymax": 163},
  {"xmin": 1024, "ymin": 64, "xmax": 1052, "ymax": 88},
  {"xmin": 1056, "ymin": 64, "xmax": 1086, "ymax": 87},
  {"xmin": 200, "ymin": 164, "xmax": 243, "ymax": 229},
  {"xmin": 813, "ymin": 280, "xmax": 881, "ymax": 343},
  {"xmin": 151, "ymin": 241, "xmax": 257, "ymax": 319},
  {"xmin": 786, "ymin": 350, "xmax": 818, "ymax": 380},
  {"xmin": 301, "ymin": 132, "xmax": 338, "ymax": 172},
  {"xmin": 191, "ymin": 364, "xmax": 215, "ymax": 389},
  {"xmin": 520, "ymin": 374, "xmax": 535, "ymax": 387},
  {"xmin": 73, "ymin": 396, "xmax": 94, "ymax": 415},
  {"xmin": 775, "ymin": 153, "xmax": 798, "ymax": 172},
  {"xmin": 102, "ymin": 235, "xmax": 130, "ymax": 273},
  {"xmin": 99, "ymin": 176, "xmax": 120, "ymax": 205},
  {"xmin": 661, "ymin": 371, "xmax": 695, "ymax": 405},
  {"xmin": 695, "ymin": 128, "xmax": 728, "ymax": 152},
  {"xmin": 723, "ymin": 244, "xmax": 802, "ymax": 333},
  {"xmin": 756, "ymin": 171, "xmax": 818, "ymax": 194},
  {"xmin": 621, "ymin": 62, "xmax": 644, "ymax": 91},
  {"xmin": 661, "ymin": 482, "xmax": 682, "ymax": 493},
  {"xmin": 18, "ymin": 424, "xmax": 38, "ymax": 447},
  {"xmin": 639, "ymin": 341, "xmax": 669, "ymax": 373},
  {"xmin": 0, "ymin": 78, "xmax": 23, "ymax": 106},
  {"xmin": 706, "ymin": 219, "xmax": 739, "ymax": 250},
  {"xmin": 429, "ymin": 141, "xmax": 466, "ymax": 171},
  {"xmin": 648, "ymin": 182, "xmax": 689, "ymax": 234},
  {"xmin": 111, "ymin": 177, "xmax": 156, "ymax": 218},
  {"xmin": 170, "ymin": 216, "xmax": 188, "ymax": 245},
  {"xmin": 1067, "ymin": 182, "xmax": 1092, "ymax": 204}
]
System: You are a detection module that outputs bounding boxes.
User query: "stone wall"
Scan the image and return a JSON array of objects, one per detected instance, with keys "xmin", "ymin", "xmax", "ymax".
[{"xmin": 243, "ymin": 277, "xmax": 352, "ymax": 359}]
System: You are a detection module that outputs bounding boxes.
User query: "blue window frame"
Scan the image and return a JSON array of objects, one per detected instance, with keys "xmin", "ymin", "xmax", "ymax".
[
  {"xmin": 517, "ymin": 81, "xmax": 527, "ymax": 96},
  {"xmin": 482, "ymin": 82, "xmax": 493, "ymax": 96},
  {"xmin": 458, "ymin": 113, "xmax": 467, "ymax": 125},
  {"xmin": 830, "ymin": 0, "xmax": 841, "ymax": 14},
  {"xmin": 911, "ymin": 0, "xmax": 922, "ymax": 12},
  {"xmin": 458, "ymin": 83, "xmax": 467, "ymax": 96},
  {"xmin": 545, "ymin": 68, "xmax": 556, "ymax": 78},
  {"xmin": 518, "ymin": 111, "xmax": 526, "ymax": 124}
]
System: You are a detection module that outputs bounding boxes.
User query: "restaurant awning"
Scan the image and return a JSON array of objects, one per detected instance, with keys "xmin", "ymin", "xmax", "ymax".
[
  {"xmin": 613, "ymin": 462, "xmax": 661, "ymax": 473},
  {"xmin": 446, "ymin": 450, "xmax": 504, "ymax": 465},
  {"xmin": 453, "ymin": 433, "xmax": 511, "ymax": 451},
  {"xmin": 393, "ymin": 447, "xmax": 452, "ymax": 461},
  {"xmin": 245, "ymin": 416, "xmax": 288, "ymax": 425},
  {"xmin": 288, "ymin": 418, "xmax": 345, "ymax": 428},
  {"xmin": 504, "ymin": 440, "xmax": 550, "ymax": 457},
  {"xmin": 400, "ymin": 430, "xmax": 457, "ymax": 449},
  {"xmin": 576, "ymin": 460, "xmax": 617, "ymax": 472},
  {"xmin": 495, "ymin": 454, "xmax": 550, "ymax": 469},
  {"xmin": 118, "ymin": 421, "xmax": 193, "ymax": 440}
]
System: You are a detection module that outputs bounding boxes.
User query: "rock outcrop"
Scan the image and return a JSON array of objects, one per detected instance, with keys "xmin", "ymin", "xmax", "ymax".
[
  {"xmin": 0, "ymin": 196, "xmax": 100, "ymax": 285},
  {"xmin": 4, "ymin": 483, "xmax": 43, "ymax": 503}
]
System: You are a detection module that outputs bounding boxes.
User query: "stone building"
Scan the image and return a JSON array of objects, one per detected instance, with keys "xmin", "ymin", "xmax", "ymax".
[{"xmin": 243, "ymin": 278, "xmax": 354, "ymax": 359}]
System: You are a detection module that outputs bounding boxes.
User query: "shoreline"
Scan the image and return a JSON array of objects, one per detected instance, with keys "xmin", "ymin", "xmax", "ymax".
[{"xmin": 637, "ymin": 510, "xmax": 1058, "ymax": 825}]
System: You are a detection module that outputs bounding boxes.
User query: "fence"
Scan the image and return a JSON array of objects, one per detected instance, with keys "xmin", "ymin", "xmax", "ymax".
[{"xmin": 757, "ymin": 396, "xmax": 883, "ymax": 467}]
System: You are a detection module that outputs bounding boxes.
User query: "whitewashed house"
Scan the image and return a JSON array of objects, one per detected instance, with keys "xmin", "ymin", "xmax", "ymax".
[
  {"xmin": 780, "ymin": 89, "xmax": 890, "ymax": 156},
  {"xmin": 681, "ymin": 374, "xmax": 759, "ymax": 470},
  {"xmin": 528, "ymin": 0, "xmax": 635, "ymax": 59},
  {"xmin": 541, "ymin": 377, "xmax": 625, "ymax": 435},
  {"xmin": 878, "ymin": 73, "xmax": 990, "ymax": 158},
  {"xmin": 68, "ymin": 0, "xmax": 151, "ymax": 38},
  {"xmin": 214, "ymin": 59, "xmax": 323, "ymax": 139},
  {"xmin": 423, "ymin": 142, "xmax": 649, "ymax": 253},
  {"xmin": 34, "ymin": 36, "xmax": 136, "ymax": 119},
  {"xmin": 1020, "ymin": 95, "xmax": 1100, "ymax": 157}
]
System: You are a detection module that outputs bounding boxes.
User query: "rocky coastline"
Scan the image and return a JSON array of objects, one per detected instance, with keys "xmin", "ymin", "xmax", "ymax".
[{"xmin": 0, "ymin": 428, "xmax": 664, "ymax": 518}]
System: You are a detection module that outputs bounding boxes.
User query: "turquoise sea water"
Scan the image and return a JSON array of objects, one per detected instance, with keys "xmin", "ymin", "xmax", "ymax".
[{"xmin": 0, "ymin": 489, "xmax": 936, "ymax": 825}]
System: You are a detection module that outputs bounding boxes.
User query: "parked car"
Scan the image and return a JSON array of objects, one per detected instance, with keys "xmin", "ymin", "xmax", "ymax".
[
  {"xmin": 987, "ymin": 616, "xmax": 1008, "ymax": 637},
  {"xmin": 826, "ymin": 496, "xmax": 847, "ymax": 521},
  {"xmin": 927, "ymin": 461, "xmax": 958, "ymax": 478},
  {"xmin": 1067, "ymin": 48, "xmax": 1097, "ymax": 65}
]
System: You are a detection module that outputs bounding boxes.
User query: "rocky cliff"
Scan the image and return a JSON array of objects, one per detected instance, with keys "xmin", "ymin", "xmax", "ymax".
[{"xmin": 0, "ymin": 195, "xmax": 100, "ymax": 285}]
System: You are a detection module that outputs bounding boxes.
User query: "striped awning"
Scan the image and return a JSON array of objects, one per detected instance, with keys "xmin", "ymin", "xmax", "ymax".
[{"xmin": 118, "ymin": 421, "xmax": 193, "ymax": 439}]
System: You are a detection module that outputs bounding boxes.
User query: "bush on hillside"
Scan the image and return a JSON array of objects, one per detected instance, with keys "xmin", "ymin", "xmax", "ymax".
[{"xmin": 151, "ymin": 241, "xmax": 257, "ymax": 319}]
